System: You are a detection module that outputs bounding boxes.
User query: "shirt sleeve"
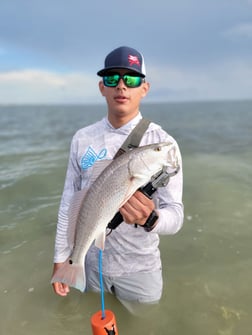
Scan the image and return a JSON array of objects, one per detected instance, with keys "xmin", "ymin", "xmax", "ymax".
[{"xmin": 53, "ymin": 136, "xmax": 81, "ymax": 263}]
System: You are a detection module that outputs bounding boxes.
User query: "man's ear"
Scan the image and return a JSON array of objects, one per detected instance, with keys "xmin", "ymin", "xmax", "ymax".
[
  {"xmin": 141, "ymin": 81, "xmax": 150, "ymax": 98},
  {"xmin": 99, "ymin": 80, "xmax": 106, "ymax": 96}
]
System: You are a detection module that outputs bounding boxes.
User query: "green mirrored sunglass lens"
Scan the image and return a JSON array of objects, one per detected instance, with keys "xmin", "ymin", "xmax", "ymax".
[
  {"xmin": 124, "ymin": 75, "xmax": 141, "ymax": 87},
  {"xmin": 103, "ymin": 74, "xmax": 142, "ymax": 87},
  {"xmin": 104, "ymin": 75, "xmax": 120, "ymax": 86}
]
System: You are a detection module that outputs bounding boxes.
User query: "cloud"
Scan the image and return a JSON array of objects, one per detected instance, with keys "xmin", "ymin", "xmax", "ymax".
[
  {"xmin": 0, "ymin": 60, "xmax": 251, "ymax": 105},
  {"xmin": 147, "ymin": 60, "xmax": 252, "ymax": 102},
  {"xmin": 223, "ymin": 22, "xmax": 252, "ymax": 39},
  {"xmin": 0, "ymin": 1, "xmax": 250, "ymax": 72},
  {"xmin": 0, "ymin": 70, "xmax": 102, "ymax": 104},
  {"xmin": 0, "ymin": 70, "xmax": 65, "ymax": 86}
]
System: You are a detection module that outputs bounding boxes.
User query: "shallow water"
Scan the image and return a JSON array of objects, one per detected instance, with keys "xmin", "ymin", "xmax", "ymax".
[{"xmin": 1, "ymin": 101, "xmax": 251, "ymax": 334}]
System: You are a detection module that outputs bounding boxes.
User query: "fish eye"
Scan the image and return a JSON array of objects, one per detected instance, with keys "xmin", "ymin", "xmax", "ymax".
[{"xmin": 155, "ymin": 146, "xmax": 162, "ymax": 152}]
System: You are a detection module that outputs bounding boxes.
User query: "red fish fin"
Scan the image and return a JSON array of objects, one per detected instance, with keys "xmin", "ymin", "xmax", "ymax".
[{"xmin": 51, "ymin": 261, "xmax": 86, "ymax": 292}]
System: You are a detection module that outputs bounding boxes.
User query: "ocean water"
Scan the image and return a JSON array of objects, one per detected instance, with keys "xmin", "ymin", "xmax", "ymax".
[{"xmin": 0, "ymin": 101, "xmax": 251, "ymax": 335}]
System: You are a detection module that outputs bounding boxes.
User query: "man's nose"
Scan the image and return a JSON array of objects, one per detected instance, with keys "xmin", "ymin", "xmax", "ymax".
[{"xmin": 116, "ymin": 78, "xmax": 126, "ymax": 88}]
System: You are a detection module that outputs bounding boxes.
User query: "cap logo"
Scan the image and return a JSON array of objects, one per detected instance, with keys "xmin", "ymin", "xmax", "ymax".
[{"xmin": 128, "ymin": 54, "xmax": 140, "ymax": 67}]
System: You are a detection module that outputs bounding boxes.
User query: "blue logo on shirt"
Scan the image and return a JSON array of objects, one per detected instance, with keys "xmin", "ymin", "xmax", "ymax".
[{"xmin": 81, "ymin": 146, "xmax": 107, "ymax": 170}]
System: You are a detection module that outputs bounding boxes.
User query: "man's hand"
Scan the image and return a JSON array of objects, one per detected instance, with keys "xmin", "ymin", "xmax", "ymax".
[
  {"xmin": 119, "ymin": 190, "xmax": 155, "ymax": 226},
  {"xmin": 51, "ymin": 263, "xmax": 70, "ymax": 296}
]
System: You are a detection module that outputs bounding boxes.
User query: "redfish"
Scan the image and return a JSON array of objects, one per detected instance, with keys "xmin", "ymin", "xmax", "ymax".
[{"xmin": 51, "ymin": 142, "xmax": 178, "ymax": 292}]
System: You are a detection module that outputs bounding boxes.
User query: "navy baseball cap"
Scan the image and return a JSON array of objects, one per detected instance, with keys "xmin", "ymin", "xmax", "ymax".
[{"xmin": 97, "ymin": 46, "xmax": 146, "ymax": 78}]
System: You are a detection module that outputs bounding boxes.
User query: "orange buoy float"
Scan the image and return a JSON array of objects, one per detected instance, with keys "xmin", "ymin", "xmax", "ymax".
[{"xmin": 91, "ymin": 309, "xmax": 118, "ymax": 335}]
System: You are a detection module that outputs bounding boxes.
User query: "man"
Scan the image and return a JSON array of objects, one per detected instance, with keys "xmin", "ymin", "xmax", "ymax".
[{"xmin": 51, "ymin": 46, "xmax": 184, "ymax": 313}]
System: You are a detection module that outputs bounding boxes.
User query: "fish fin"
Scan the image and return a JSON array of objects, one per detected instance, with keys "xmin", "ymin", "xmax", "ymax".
[
  {"xmin": 90, "ymin": 160, "xmax": 112, "ymax": 184},
  {"xmin": 51, "ymin": 260, "xmax": 86, "ymax": 293},
  {"xmin": 68, "ymin": 189, "xmax": 88, "ymax": 247},
  {"xmin": 94, "ymin": 230, "xmax": 106, "ymax": 250}
]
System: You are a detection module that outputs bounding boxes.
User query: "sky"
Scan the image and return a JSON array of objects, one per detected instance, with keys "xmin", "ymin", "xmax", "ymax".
[{"xmin": 0, "ymin": 0, "xmax": 251, "ymax": 104}]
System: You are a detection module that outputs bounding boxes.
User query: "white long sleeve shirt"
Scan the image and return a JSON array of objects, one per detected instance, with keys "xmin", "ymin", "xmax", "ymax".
[{"xmin": 53, "ymin": 113, "xmax": 184, "ymax": 276}]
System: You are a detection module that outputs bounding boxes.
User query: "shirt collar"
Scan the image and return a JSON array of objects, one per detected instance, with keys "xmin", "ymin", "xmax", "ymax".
[{"xmin": 104, "ymin": 113, "xmax": 143, "ymax": 135}]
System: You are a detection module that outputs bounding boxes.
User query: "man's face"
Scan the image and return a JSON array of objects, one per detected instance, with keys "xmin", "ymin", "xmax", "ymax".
[{"xmin": 99, "ymin": 69, "xmax": 150, "ymax": 121}]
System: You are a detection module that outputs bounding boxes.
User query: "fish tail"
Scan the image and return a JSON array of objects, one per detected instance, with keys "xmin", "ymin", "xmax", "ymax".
[{"xmin": 51, "ymin": 261, "xmax": 86, "ymax": 293}]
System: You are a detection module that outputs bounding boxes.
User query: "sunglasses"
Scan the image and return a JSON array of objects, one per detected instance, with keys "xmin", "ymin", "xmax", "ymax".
[{"xmin": 103, "ymin": 73, "xmax": 144, "ymax": 88}]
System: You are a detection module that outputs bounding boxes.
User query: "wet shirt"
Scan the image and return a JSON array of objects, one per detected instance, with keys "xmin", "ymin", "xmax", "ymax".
[{"xmin": 53, "ymin": 113, "xmax": 184, "ymax": 276}]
